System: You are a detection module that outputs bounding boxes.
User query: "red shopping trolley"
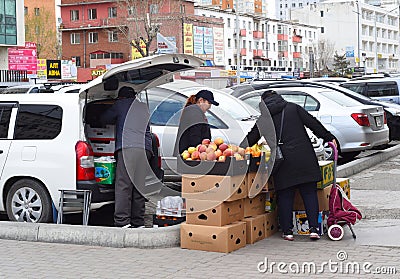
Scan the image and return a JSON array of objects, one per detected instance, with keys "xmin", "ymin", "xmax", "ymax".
[{"xmin": 326, "ymin": 142, "xmax": 362, "ymax": 241}]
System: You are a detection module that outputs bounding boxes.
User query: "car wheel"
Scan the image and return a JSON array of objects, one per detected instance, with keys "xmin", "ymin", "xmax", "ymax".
[{"xmin": 6, "ymin": 179, "xmax": 53, "ymax": 223}]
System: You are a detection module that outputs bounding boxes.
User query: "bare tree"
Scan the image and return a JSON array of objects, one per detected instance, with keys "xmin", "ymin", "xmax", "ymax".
[
  {"xmin": 315, "ymin": 39, "xmax": 335, "ymax": 74},
  {"xmin": 25, "ymin": 6, "xmax": 61, "ymax": 59},
  {"xmin": 114, "ymin": 0, "xmax": 182, "ymax": 57}
]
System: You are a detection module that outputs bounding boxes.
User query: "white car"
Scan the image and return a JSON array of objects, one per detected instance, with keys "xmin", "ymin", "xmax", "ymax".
[
  {"xmin": 239, "ymin": 87, "xmax": 389, "ymax": 159},
  {"xmin": 0, "ymin": 54, "xmax": 202, "ymax": 222}
]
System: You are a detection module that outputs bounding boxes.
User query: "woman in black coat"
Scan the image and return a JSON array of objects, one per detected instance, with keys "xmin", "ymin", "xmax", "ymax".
[
  {"xmin": 174, "ymin": 90, "xmax": 219, "ymax": 155},
  {"xmin": 241, "ymin": 90, "xmax": 337, "ymax": 241}
]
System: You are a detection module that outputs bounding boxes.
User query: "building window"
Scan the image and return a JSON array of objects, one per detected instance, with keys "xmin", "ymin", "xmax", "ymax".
[
  {"xmin": 299, "ymin": 3, "xmax": 303, "ymax": 7},
  {"xmin": 88, "ymin": 9, "xmax": 97, "ymax": 20},
  {"xmin": 320, "ymin": 11, "xmax": 324, "ymax": 17},
  {"xmin": 321, "ymin": 27, "xmax": 324, "ymax": 33},
  {"xmin": 70, "ymin": 10, "xmax": 79, "ymax": 21},
  {"xmin": 35, "ymin": 25, "xmax": 39, "ymax": 35},
  {"xmin": 292, "ymin": 3, "xmax": 296, "ymax": 7},
  {"xmin": 108, "ymin": 7, "xmax": 117, "ymax": 18},
  {"xmin": 70, "ymin": 33, "xmax": 80, "ymax": 44},
  {"xmin": 150, "ymin": 4, "xmax": 158, "ymax": 14},
  {"xmin": 227, "ymin": 18, "xmax": 231, "ymax": 27},
  {"xmin": 128, "ymin": 6, "xmax": 136, "ymax": 16},
  {"xmin": 228, "ymin": 38, "xmax": 231, "ymax": 48},
  {"xmin": 72, "ymin": 56, "xmax": 81, "ymax": 67},
  {"xmin": 34, "ymin": 8, "xmax": 40, "ymax": 16},
  {"xmin": 108, "ymin": 30, "xmax": 118, "ymax": 42},
  {"xmin": 24, "ymin": 7, "xmax": 28, "ymax": 15},
  {"xmin": 228, "ymin": 58, "xmax": 232, "ymax": 65},
  {"xmin": 180, "ymin": 4, "xmax": 185, "ymax": 13},
  {"xmin": 88, "ymin": 32, "xmax": 98, "ymax": 43}
]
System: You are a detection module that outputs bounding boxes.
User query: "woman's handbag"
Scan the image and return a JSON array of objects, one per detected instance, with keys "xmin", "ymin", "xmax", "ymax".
[{"xmin": 272, "ymin": 109, "xmax": 285, "ymax": 175}]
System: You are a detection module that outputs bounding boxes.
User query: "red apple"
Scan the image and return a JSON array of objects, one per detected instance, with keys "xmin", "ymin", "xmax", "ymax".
[
  {"xmin": 223, "ymin": 148, "xmax": 233, "ymax": 157},
  {"xmin": 206, "ymin": 152, "xmax": 217, "ymax": 161},
  {"xmin": 230, "ymin": 144, "xmax": 239, "ymax": 153},
  {"xmin": 191, "ymin": 150, "xmax": 200, "ymax": 160},
  {"xmin": 218, "ymin": 143, "xmax": 228, "ymax": 152},
  {"xmin": 206, "ymin": 147, "xmax": 215, "ymax": 154},
  {"xmin": 215, "ymin": 149, "xmax": 223, "ymax": 158},
  {"xmin": 202, "ymin": 139, "xmax": 211, "ymax": 145},
  {"xmin": 199, "ymin": 152, "xmax": 207, "ymax": 161},
  {"xmin": 198, "ymin": 144, "xmax": 207, "ymax": 153}
]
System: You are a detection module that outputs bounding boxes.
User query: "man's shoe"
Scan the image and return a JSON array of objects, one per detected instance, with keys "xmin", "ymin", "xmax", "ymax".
[
  {"xmin": 309, "ymin": 227, "xmax": 320, "ymax": 240},
  {"xmin": 282, "ymin": 230, "xmax": 294, "ymax": 241}
]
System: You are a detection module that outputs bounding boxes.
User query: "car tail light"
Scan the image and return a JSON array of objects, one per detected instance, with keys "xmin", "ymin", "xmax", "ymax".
[
  {"xmin": 153, "ymin": 133, "xmax": 162, "ymax": 168},
  {"xmin": 351, "ymin": 113, "xmax": 370, "ymax": 127},
  {"xmin": 76, "ymin": 141, "xmax": 95, "ymax": 181}
]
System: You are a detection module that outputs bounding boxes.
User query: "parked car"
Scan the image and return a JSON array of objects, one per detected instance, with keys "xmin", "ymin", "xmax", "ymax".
[
  {"xmin": 140, "ymin": 80, "xmax": 325, "ymax": 180},
  {"xmin": 238, "ymin": 86, "xmax": 389, "ymax": 159},
  {"xmin": 226, "ymin": 79, "xmax": 400, "ymax": 141},
  {"xmin": 0, "ymin": 84, "xmax": 48, "ymax": 94},
  {"xmin": 0, "ymin": 54, "xmax": 202, "ymax": 223},
  {"xmin": 307, "ymin": 77, "xmax": 349, "ymax": 84},
  {"xmin": 340, "ymin": 77, "xmax": 400, "ymax": 104}
]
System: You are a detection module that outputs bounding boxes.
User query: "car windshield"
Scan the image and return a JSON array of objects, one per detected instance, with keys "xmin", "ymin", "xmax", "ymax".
[{"xmin": 319, "ymin": 90, "xmax": 363, "ymax": 106}]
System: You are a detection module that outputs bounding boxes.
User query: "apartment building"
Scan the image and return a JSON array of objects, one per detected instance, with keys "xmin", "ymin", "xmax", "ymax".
[{"xmin": 291, "ymin": 0, "xmax": 400, "ymax": 73}]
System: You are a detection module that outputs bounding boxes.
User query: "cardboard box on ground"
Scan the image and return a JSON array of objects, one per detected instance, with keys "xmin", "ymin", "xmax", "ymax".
[{"xmin": 292, "ymin": 210, "xmax": 329, "ymax": 235}]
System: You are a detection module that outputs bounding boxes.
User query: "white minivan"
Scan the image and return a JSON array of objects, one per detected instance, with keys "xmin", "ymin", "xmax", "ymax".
[{"xmin": 0, "ymin": 54, "xmax": 202, "ymax": 223}]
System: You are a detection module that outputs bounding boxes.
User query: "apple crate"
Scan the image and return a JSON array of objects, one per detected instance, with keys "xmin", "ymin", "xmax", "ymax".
[{"xmin": 177, "ymin": 156, "xmax": 248, "ymax": 176}]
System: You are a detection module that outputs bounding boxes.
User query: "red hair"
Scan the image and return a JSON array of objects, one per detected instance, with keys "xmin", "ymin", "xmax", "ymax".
[{"xmin": 184, "ymin": 95, "xmax": 197, "ymax": 107}]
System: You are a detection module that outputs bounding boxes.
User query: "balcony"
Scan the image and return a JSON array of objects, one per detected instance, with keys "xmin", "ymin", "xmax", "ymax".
[
  {"xmin": 277, "ymin": 34, "xmax": 288, "ymax": 41},
  {"xmin": 60, "ymin": 18, "xmax": 119, "ymax": 30},
  {"xmin": 253, "ymin": 49, "xmax": 264, "ymax": 58},
  {"xmin": 240, "ymin": 48, "xmax": 247, "ymax": 56},
  {"xmin": 240, "ymin": 29, "xmax": 246, "ymax": 36},
  {"xmin": 292, "ymin": 35, "xmax": 302, "ymax": 43},
  {"xmin": 253, "ymin": 31, "xmax": 264, "ymax": 39},
  {"xmin": 293, "ymin": 52, "xmax": 301, "ymax": 58}
]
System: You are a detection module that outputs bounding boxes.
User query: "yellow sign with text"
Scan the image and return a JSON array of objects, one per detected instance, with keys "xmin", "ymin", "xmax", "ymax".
[{"xmin": 131, "ymin": 40, "xmax": 147, "ymax": 59}]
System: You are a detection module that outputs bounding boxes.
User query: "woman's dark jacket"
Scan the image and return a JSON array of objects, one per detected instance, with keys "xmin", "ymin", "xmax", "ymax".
[
  {"xmin": 240, "ymin": 94, "xmax": 335, "ymax": 191},
  {"xmin": 174, "ymin": 104, "xmax": 211, "ymax": 155}
]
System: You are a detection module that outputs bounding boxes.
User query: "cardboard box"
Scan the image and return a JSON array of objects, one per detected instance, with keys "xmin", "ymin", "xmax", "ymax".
[
  {"xmin": 180, "ymin": 222, "xmax": 247, "ymax": 253},
  {"xmin": 186, "ymin": 199, "xmax": 244, "ymax": 226},
  {"xmin": 264, "ymin": 191, "xmax": 277, "ymax": 212},
  {"xmin": 292, "ymin": 210, "xmax": 328, "ymax": 235},
  {"xmin": 336, "ymin": 178, "xmax": 350, "ymax": 199},
  {"xmin": 244, "ymin": 194, "xmax": 266, "ymax": 217},
  {"xmin": 244, "ymin": 214, "xmax": 265, "ymax": 244},
  {"xmin": 247, "ymin": 172, "xmax": 268, "ymax": 198},
  {"xmin": 317, "ymin": 160, "xmax": 334, "ymax": 189},
  {"xmin": 265, "ymin": 177, "xmax": 275, "ymax": 191},
  {"xmin": 182, "ymin": 174, "xmax": 247, "ymax": 201},
  {"xmin": 177, "ymin": 156, "xmax": 248, "ymax": 176},
  {"xmin": 264, "ymin": 211, "xmax": 278, "ymax": 237},
  {"xmin": 293, "ymin": 185, "xmax": 332, "ymax": 211}
]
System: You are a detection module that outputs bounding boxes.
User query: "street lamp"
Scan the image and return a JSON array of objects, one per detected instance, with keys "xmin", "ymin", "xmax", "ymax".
[{"xmin": 356, "ymin": 0, "xmax": 361, "ymax": 67}]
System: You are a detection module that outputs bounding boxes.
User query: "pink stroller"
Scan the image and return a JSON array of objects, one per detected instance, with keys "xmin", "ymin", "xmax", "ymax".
[{"xmin": 326, "ymin": 142, "xmax": 362, "ymax": 241}]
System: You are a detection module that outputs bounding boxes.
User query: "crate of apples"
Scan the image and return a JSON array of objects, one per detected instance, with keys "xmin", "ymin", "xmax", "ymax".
[{"xmin": 181, "ymin": 137, "xmax": 246, "ymax": 162}]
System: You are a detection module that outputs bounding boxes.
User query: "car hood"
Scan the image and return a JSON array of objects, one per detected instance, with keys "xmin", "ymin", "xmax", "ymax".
[{"xmin": 79, "ymin": 54, "xmax": 203, "ymax": 100}]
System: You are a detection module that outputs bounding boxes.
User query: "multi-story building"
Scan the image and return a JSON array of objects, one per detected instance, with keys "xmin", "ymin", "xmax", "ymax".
[
  {"xmin": 291, "ymin": 0, "xmax": 400, "ymax": 73},
  {"xmin": 59, "ymin": 0, "xmax": 223, "ymax": 81},
  {"xmin": 196, "ymin": 6, "xmax": 320, "ymax": 76},
  {"xmin": 0, "ymin": 0, "xmax": 25, "ymax": 70}
]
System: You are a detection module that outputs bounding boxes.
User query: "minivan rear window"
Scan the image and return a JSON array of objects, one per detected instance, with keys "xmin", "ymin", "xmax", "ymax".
[
  {"xmin": 366, "ymin": 82, "xmax": 398, "ymax": 97},
  {"xmin": 14, "ymin": 105, "xmax": 63, "ymax": 139}
]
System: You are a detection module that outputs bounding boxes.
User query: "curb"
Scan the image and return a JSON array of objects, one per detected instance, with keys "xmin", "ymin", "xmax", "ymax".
[
  {"xmin": 0, "ymin": 221, "xmax": 180, "ymax": 248},
  {"xmin": 337, "ymin": 144, "xmax": 400, "ymax": 177},
  {"xmin": 1, "ymin": 145, "xmax": 400, "ymax": 249}
]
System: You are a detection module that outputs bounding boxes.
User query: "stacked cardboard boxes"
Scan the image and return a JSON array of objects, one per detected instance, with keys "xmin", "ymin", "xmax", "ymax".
[{"xmin": 180, "ymin": 158, "xmax": 248, "ymax": 253}]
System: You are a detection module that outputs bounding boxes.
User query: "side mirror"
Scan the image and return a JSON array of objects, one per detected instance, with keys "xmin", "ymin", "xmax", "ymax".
[{"xmin": 104, "ymin": 76, "xmax": 119, "ymax": 91}]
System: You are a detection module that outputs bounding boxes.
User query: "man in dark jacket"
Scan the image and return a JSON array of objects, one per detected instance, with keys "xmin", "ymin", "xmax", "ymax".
[
  {"xmin": 241, "ymin": 90, "xmax": 337, "ymax": 241},
  {"xmin": 100, "ymin": 86, "xmax": 152, "ymax": 228}
]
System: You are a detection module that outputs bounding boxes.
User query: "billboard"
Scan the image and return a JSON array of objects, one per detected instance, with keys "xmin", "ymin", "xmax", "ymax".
[
  {"xmin": 8, "ymin": 42, "xmax": 38, "ymax": 72},
  {"xmin": 183, "ymin": 23, "xmax": 194, "ymax": 55}
]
